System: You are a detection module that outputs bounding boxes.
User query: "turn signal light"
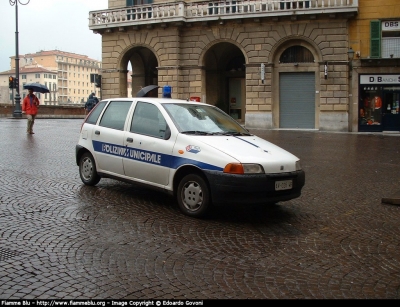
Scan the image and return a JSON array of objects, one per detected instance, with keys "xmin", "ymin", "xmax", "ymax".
[
  {"xmin": 224, "ymin": 163, "xmax": 244, "ymax": 174},
  {"xmin": 224, "ymin": 163, "xmax": 265, "ymax": 174}
]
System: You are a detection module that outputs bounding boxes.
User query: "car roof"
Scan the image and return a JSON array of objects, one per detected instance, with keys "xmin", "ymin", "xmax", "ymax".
[{"xmin": 100, "ymin": 97, "xmax": 208, "ymax": 107}]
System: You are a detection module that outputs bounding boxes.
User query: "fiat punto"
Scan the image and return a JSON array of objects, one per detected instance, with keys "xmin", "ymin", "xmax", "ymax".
[{"xmin": 76, "ymin": 98, "xmax": 305, "ymax": 218}]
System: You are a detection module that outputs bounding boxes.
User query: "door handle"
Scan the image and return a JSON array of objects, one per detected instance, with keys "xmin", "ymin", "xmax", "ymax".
[
  {"xmin": 95, "ymin": 130, "xmax": 100, "ymax": 135},
  {"xmin": 126, "ymin": 137, "xmax": 133, "ymax": 142}
]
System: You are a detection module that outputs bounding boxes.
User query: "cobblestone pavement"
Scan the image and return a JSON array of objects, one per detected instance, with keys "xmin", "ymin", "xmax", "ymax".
[{"xmin": 0, "ymin": 118, "xmax": 399, "ymax": 300}]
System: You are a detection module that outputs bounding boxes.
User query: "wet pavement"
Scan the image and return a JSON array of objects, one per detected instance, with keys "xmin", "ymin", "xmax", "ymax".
[{"xmin": 0, "ymin": 118, "xmax": 399, "ymax": 299}]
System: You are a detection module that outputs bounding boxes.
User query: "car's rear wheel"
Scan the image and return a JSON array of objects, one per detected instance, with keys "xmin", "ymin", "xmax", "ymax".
[
  {"xmin": 79, "ymin": 152, "xmax": 100, "ymax": 185},
  {"xmin": 177, "ymin": 174, "xmax": 210, "ymax": 218}
]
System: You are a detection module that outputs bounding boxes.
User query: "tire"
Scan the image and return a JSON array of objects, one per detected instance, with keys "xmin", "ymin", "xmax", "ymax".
[
  {"xmin": 79, "ymin": 152, "xmax": 100, "ymax": 186},
  {"xmin": 177, "ymin": 174, "xmax": 211, "ymax": 218}
]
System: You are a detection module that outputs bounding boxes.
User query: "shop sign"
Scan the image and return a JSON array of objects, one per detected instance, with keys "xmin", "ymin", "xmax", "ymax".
[
  {"xmin": 360, "ymin": 75, "xmax": 400, "ymax": 84},
  {"xmin": 382, "ymin": 20, "xmax": 400, "ymax": 31}
]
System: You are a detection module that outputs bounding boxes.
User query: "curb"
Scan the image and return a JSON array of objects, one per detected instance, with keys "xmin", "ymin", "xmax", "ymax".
[{"xmin": 382, "ymin": 191, "xmax": 400, "ymax": 206}]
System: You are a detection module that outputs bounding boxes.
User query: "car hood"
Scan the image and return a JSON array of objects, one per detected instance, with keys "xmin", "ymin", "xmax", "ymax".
[{"xmin": 193, "ymin": 135, "xmax": 300, "ymax": 173}]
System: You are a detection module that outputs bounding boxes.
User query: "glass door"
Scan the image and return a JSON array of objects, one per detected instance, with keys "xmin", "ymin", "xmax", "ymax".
[{"xmin": 382, "ymin": 90, "xmax": 400, "ymax": 131}]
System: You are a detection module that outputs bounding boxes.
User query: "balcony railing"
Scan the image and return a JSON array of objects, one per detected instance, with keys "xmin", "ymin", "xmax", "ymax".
[{"xmin": 89, "ymin": 0, "xmax": 358, "ymax": 31}]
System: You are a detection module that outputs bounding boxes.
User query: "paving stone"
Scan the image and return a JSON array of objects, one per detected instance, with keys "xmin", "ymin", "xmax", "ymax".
[{"xmin": 0, "ymin": 119, "xmax": 399, "ymax": 299}]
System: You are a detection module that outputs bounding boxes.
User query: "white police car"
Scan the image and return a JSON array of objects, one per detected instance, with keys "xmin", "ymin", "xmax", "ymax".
[{"xmin": 76, "ymin": 98, "xmax": 305, "ymax": 218}]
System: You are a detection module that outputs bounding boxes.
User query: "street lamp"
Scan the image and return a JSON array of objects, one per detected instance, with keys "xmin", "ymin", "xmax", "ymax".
[
  {"xmin": 347, "ymin": 47, "xmax": 355, "ymax": 61},
  {"xmin": 9, "ymin": 0, "xmax": 30, "ymax": 118},
  {"xmin": 347, "ymin": 47, "xmax": 355, "ymax": 63}
]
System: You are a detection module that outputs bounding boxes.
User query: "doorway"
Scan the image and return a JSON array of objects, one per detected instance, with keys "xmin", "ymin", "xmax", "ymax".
[
  {"xmin": 382, "ymin": 90, "xmax": 400, "ymax": 131},
  {"xmin": 279, "ymin": 72, "xmax": 315, "ymax": 128},
  {"xmin": 229, "ymin": 78, "xmax": 245, "ymax": 122}
]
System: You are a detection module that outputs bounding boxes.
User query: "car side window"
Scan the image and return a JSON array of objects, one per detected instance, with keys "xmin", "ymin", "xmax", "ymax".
[
  {"xmin": 130, "ymin": 102, "xmax": 168, "ymax": 138},
  {"xmin": 86, "ymin": 100, "xmax": 107, "ymax": 125},
  {"xmin": 99, "ymin": 101, "xmax": 131, "ymax": 130}
]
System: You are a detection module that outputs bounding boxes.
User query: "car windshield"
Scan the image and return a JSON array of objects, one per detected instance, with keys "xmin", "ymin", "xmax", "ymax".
[{"xmin": 163, "ymin": 103, "xmax": 251, "ymax": 135}]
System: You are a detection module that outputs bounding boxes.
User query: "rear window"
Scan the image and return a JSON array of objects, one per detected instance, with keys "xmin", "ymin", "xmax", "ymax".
[
  {"xmin": 86, "ymin": 100, "xmax": 107, "ymax": 125},
  {"xmin": 99, "ymin": 101, "xmax": 132, "ymax": 130}
]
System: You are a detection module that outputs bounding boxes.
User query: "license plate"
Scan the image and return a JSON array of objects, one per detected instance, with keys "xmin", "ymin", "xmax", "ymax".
[{"xmin": 275, "ymin": 180, "xmax": 293, "ymax": 191}]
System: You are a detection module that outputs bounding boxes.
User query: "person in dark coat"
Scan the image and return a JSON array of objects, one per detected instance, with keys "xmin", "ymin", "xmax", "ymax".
[
  {"xmin": 85, "ymin": 93, "xmax": 96, "ymax": 114},
  {"xmin": 93, "ymin": 95, "xmax": 99, "ymax": 105}
]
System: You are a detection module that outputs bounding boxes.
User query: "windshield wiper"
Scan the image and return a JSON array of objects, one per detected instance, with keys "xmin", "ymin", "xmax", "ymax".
[
  {"xmin": 181, "ymin": 130, "xmax": 210, "ymax": 135},
  {"xmin": 236, "ymin": 132, "xmax": 252, "ymax": 136},
  {"xmin": 210, "ymin": 131, "xmax": 252, "ymax": 136},
  {"xmin": 181, "ymin": 130, "xmax": 252, "ymax": 136}
]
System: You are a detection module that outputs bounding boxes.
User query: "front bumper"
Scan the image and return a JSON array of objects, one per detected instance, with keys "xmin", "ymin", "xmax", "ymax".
[{"xmin": 204, "ymin": 170, "xmax": 305, "ymax": 206}]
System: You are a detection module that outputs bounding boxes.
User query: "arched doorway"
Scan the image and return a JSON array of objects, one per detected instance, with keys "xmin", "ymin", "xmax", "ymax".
[
  {"xmin": 121, "ymin": 47, "xmax": 158, "ymax": 97},
  {"xmin": 203, "ymin": 42, "xmax": 246, "ymax": 122}
]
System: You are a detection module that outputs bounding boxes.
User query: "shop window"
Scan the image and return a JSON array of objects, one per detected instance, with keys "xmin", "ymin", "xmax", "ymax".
[
  {"xmin": 360, "ymin": 87, "xmax": 382, "ymax": 126},
  {"xmin": 279, "ymin": 46, "xmax": 314, "ymax": 63}
]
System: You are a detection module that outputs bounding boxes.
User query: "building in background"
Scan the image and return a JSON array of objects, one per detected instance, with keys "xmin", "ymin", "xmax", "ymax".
[
  {"xmin": 2, "ymin": 50, "xmax": 102, "ymax": 105},
  {"xmin": 127, "ymin": 71, "xmax": 133, "ymax": 97},
  {"xmin": 0, "ymin": 66, "xmax": 56, "ymax": 105}
]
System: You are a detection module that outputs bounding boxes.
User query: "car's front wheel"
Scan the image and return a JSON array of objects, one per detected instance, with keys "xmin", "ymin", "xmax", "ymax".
[
  {"xmin": 177, "ymin": 174, "xmax": 210, "ymax": 218},
  {"xmin": 79, "ymin": 152, "xmax": 100, "ymax": 186}
]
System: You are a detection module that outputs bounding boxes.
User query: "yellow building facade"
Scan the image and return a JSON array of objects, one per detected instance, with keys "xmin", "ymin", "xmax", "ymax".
[{"xmin": 348, "ymin": 0, "xmax": 400, "ymax": 132}]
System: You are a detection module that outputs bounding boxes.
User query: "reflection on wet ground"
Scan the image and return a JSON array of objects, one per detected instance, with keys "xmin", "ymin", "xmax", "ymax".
[{"xmin": 0, "ymin": 119, "xmax": 399, "ymax": 299}]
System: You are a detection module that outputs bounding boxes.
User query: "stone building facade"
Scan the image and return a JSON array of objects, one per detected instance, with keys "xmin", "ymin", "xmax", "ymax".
[{"xmin": 89, "ymin": 0, "xmax": 400, "ymax": 132}]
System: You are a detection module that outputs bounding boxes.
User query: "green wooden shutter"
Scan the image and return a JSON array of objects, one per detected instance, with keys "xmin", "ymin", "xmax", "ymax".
[{"xmin": 370, "ymin": 20, "xmax": 381, "ymax": 58}]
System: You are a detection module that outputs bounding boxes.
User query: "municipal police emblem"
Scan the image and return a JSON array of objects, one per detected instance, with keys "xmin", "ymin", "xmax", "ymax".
[{"xmin": 186, "ymin": 145, "xmax": 201, "ymax": 153}]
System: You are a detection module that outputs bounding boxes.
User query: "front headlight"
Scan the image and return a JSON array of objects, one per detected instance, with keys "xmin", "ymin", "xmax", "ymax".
[
  {"xmin": 296, "ymin": 160, "xmax": 302, "ymax": 171},
  {"xmin": 224, "ymin": 163, "xmax": 265, "ymax": 174}
]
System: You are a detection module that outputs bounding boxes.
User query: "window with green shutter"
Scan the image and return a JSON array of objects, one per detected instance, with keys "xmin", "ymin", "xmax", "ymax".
[{"xmin": 370, "ymin": 20, "xmax": 381, "ymax": 58}]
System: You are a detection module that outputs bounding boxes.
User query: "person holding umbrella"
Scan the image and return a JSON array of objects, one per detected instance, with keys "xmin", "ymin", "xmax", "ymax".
[{"xmin": 22, "ymin": 88, "xmax": 40, "ymax": 134}]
